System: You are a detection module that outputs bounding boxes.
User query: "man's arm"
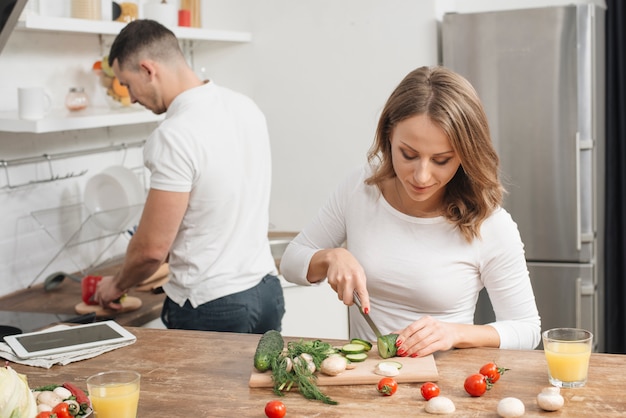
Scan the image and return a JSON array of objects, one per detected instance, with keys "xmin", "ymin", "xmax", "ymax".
[{"xmin": 95, "ymin": 188, "xmax": 189, "ymax": 307}]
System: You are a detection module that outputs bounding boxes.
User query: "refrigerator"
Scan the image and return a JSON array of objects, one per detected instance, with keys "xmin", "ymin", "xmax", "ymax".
[{"xmin": 441, "ymin": 3, "xmax": 605, "ymax": 351}]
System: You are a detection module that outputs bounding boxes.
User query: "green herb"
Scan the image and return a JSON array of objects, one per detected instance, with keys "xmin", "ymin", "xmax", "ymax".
[{"xmin": 271, "ymin": 339, "xmax": 338, "ymax": 405}]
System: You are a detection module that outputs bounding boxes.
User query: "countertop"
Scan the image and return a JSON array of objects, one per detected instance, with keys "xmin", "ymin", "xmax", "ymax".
[
  {"xmin": 0, "ymin": 232, "xmax": 298, "ymax": 328},
  {"xmin": 0, "ymin": 272, "xmax": 165, "ymax": 328},
  {"xmin": 10, "ymin": 328, "xmax": 626, "ymax": 417}
]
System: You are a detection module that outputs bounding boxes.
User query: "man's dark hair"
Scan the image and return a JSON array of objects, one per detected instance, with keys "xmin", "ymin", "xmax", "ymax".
[{"xmin": 108, "ymin": 19, "xmax": 182, "ymax": 69}]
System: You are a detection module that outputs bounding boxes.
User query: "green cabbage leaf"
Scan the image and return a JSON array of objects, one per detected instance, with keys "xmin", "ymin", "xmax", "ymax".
[{"xmin": 0, "ymin": 365, "xmax": 37, "ymax": 418}]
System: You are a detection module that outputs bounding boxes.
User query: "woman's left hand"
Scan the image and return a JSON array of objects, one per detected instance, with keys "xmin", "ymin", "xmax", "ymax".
[{"xmin": 393, "ymin": 316, "xmax": 457, "ymax": 357}]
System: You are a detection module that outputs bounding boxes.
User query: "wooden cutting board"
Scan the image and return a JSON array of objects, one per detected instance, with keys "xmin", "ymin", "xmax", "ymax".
[
  {"xmin": 74, "ymin": 296, "xmax": 142, "ymax": 317},
  {"xmin": 249, "ymin": 347, "xmax": 438, "ymax": 387}
]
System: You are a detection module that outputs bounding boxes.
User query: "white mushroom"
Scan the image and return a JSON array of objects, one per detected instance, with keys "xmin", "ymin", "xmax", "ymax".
[
  {"xmin": 53, "ymin": 386, "xmax": 73, "ymax": 400},
  {"xmin": 537, "ymin": 387, "xmax": 565, "ymax": 411},
  {"xmin": 497, "ymin": 397, "xmax": 525, "ymax": 418},
  {"xmin": 320, "ymin": 355, "xmax": 348, "ymax": 376},
  {"xmin": 425, "ymin": 396, "xmax": 456, "ymax": 415}
]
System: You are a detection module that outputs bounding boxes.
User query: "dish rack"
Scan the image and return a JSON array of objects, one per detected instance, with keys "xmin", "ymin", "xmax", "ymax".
[{"xmin": 28, "ymin": 202, "xmax": 143, "ymax": 288}]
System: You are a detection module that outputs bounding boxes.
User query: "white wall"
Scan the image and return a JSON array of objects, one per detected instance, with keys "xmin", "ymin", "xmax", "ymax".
[
  {"xmin": 0, "ymin": 0, "xmax": 581, "ymax": 297},
  {"xmin": 0, "ymin": 0, "xmax": 438, "ymax": 297}
]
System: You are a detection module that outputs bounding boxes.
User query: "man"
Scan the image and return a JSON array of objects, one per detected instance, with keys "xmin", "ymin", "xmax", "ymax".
[{"xmin": 95, "ymin": 20, "xmax": 284, "ymax": 333}]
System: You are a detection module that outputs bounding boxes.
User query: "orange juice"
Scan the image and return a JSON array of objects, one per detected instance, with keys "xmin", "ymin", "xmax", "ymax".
[
  {"xmin": 89, "ymin": 381, "xmax": 139, "ymax": 418},
  {"xmin": 544, "ymin": 341, "xmax": 591, "ymax": 382}
]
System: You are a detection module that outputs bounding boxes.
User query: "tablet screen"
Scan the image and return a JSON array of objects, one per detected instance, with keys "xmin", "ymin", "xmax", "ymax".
[
  {"xmin": 4, "ymin": 320, "xmax": 136, "ymax": 359},
  {"xmin": 16, "ymin": 324, "xmax": 123, "ymax": 352}
]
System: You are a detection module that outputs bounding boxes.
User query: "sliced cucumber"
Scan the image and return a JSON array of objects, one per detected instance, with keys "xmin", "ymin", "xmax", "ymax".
[
  {"xmin": 345, "ymin": 352, "xmax": 368, "ymax": 362},
  {"xmin": 377, "ymin": 360, "xmax": 403, "ymax": 370},
  {"xmin": 341, "ymin": 343, "xmax": 367, "ymax": 354},
  {"xmin": 350, "ymin": 338, "xmax": 373, "ymax": 351}
]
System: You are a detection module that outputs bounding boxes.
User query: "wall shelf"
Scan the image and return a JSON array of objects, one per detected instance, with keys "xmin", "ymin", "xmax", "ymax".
[
  {"xmin": 15, "ymin": 15, "xmax": 252, "ymax": 43},
  {"xmin": 0, "ymin": 107, "xmax": 163, "ymax": 133}
]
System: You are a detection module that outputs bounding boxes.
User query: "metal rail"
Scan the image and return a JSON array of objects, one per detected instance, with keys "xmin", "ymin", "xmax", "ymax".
[{"xmin": 1, "ymin": 140, "xmax": 146, "ymax": 189}]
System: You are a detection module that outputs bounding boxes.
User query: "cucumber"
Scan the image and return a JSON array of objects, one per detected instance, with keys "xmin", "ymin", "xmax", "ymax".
[
  {"xmin": 377, "ymin": 360, "xmax": 403, "ymax": 370},
  {"xmin": 350, "ymin": 338, "xmax": 373, "ymax": 351},
  {"xmin": 341, "ymin": 343, "xmax": 367, "ymax": 354},
  {"xmin": 377, "ymin": 334, "xmax": 399, "ymax": 359},
  {"xmin": 253, "ymin": 330, "xmax": 284, "ymax": 372},
  {"xmin": 345, "ymin": 352, "xmax": 368, "ymax": 362}
]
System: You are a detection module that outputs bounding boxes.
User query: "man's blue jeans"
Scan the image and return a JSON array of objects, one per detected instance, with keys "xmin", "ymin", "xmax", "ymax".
[{"xmin": 160, "ymin": 274, "xmax": 285, "ymax": 334}]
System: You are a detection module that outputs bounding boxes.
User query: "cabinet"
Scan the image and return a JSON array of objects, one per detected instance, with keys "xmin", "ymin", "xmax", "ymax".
[{"xmin": 0, "ymin": 15, "xmax": 252, "ymax": 133}]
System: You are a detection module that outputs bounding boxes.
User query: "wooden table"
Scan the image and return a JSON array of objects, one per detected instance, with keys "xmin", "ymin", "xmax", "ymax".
[{"xmin": 9, "ymin": 328, "xmax": 626, "ymax": 417}]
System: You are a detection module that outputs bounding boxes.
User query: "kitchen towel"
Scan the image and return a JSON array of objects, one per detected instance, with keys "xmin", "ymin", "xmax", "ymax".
[{"xmin": 0, "ymin": 325, "xmax": 136, "ymax": 369}]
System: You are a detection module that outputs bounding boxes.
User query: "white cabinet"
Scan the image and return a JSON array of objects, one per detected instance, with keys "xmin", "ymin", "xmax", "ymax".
[
  {"xmin": 0, "ymin": 15, "xmax": 251, "ymax": 133},
  {"xmin": 280, "ymin": 278, "xmax": 349, "ymax": 340}
]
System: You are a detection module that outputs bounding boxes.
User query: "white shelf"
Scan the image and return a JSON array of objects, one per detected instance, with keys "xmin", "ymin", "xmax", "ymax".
[
  {"xmin": 15, "ymin": 15, "xmax": 252, "ymax": 43},
  {"xmin": 0, "ymin": 107, "xmax": 163, "ymax": 133}
]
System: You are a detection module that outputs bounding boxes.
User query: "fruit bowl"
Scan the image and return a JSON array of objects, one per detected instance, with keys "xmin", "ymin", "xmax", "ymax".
[{"xmin": 92, "ymin": 56, "xmax": 132, "ymax": 108}]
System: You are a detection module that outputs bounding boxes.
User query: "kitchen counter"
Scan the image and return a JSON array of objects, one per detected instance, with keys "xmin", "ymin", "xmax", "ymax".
[
  {"xmin": 0, "ymin": 278, "xmax": 165, "ymax": 328},
  {"xmin": 0, "ymin": 232, "xmax": 301, "ymax": 330},
  {"xmin": 10, "ymin": 328, "xmax": 626, "ymax": 417}
]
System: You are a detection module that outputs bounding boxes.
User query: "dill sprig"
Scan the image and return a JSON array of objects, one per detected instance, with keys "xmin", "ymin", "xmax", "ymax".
[{"xmin": 270, "ymin": 339, "xmax": 339, "ymax": 405}]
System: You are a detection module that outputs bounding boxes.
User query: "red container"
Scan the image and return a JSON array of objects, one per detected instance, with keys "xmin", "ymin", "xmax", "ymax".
[
  {"xmin": 178, "ymin": 9, "xmax": 191, "ymax": 27},
  {"xmin": 81, "ymin": 275, "xmax": 103, "ymax": 305}
]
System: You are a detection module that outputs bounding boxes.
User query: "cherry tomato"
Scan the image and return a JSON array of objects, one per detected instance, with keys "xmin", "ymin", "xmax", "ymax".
[
  {"xmin": 264, "ymin": 400, "xmax": 286, "ymax": 418},
  {"xmin": 377, "ymin": 377, "xmax": 398, "ymax": 396},
  {"xmin": 420, "ymin": 382, "xmax": 440, "ymax": 400},
  {"xmin": 479, "ymin": 361, "xmax": 509, "ymax": 383},
  {"xmin": 35, "ymin": 412, "xmax": 53, "ymax": 418},
  {"xmin": 464, "ymin": 373, "xmax": 490, "ymax": 397},
  {"xmin": 52, "ymin": 402, "xmax": 73, "ymax": 418}
]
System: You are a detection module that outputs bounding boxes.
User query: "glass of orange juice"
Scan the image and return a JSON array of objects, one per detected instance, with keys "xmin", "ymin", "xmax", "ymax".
[
  {"xmin": 87, "ymin": 370, "xmax": 140, "ymax": 418},
  {"xmin": 542, "ymin": 328, "xmax": 593, "ymax": 388}
]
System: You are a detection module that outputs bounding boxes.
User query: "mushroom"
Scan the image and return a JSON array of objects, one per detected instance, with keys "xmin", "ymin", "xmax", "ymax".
[
  {"xmin": 320, "ymin": 354, "xmax": 348, "ymax": 376},
  {"xmin": 425, "ymin": 396, "xmax": 456, "ymax": 415},
  {"xmin": 497, "ymin": 397, "xmax": 525, "ymax": 418},
  {"xmin": 536, "ymin": 387, "xmax": 565, "ymax": 411}
]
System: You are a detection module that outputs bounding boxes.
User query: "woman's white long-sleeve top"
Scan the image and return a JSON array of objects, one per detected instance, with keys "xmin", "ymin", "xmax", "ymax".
[{"xmin": 280, "ymin": 164, "xmax": 541, "ymax": 350}]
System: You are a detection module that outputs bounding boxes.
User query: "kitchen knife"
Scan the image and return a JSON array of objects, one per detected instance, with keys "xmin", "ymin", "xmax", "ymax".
[{"xmin": 353, "ymin": 292, "xmax": 382, "ymax": 338}]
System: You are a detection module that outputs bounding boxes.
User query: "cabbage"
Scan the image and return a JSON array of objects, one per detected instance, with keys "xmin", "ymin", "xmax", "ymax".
[{"xmin": 0, "ymin": 365, "xmax": 37, "ymax": 418}]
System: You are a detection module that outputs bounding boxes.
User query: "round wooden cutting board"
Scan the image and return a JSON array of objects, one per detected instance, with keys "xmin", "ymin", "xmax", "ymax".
[{"xmin": 74, "ymin": 296, "xmax": 142, "ymax": 317}]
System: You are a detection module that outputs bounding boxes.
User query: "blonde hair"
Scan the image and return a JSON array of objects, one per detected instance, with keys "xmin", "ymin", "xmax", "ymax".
[{"xmin": 366, "ymin": 66, "xmax": 504, "ymax": 242}]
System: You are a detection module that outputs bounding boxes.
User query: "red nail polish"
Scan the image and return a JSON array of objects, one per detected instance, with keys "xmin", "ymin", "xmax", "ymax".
[
  {"xmin": 395, "ymin": 339, "xmax": 403, "ymax": 347},
  {"xmin": 364, "ymin": 307, "xmax": 369, "ymax": 314},
  {"xmin": 410, "ymin": 353, "xmax": 418, "ymax": 358},
  {"xmin": 396, "ymin": 348, "xmax": 405, "ymax": 355}
]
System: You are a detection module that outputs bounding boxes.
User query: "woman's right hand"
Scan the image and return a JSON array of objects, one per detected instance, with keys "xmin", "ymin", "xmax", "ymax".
[{"xmin": 308, "ymin": 247, "xmax": 370, "ymax": 311}]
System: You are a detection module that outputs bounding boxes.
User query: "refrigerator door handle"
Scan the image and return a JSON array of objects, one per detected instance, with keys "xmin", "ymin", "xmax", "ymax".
[
  {"xmin": 575, "ymin": 277, "xmax": 595, "ymax": 328},
  {"xmin": 576, "ymin": 132, "xmax": 581, "ymax": 251},
  {"xmin": 576, "ymin": 133, "xmax": 594, "ymax": 251}
]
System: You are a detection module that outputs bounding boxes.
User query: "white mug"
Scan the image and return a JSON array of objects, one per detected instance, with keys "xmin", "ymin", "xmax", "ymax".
[{"xmin": 18, "ymin": 87, "xmax": 52, "ymax": 120}]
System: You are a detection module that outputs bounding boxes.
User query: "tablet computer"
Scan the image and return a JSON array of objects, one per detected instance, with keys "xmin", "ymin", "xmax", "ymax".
[{"xmin": 3, "ymin": 320, "xmax": 136, "ymax": 359}]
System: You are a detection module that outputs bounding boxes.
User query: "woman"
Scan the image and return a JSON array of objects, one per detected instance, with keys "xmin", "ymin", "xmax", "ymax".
[{"xmin": 280, "ymin": 66, "xmax": 541, "ymax": 357}]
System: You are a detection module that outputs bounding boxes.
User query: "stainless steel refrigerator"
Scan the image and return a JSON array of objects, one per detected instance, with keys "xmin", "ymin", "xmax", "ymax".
[{"xmin": 441, "ymin": 3, "xmax": 605, "ymax": 351}]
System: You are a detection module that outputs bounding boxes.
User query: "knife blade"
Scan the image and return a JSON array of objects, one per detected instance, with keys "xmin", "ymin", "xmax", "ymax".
[{"xmin": 353, "ymin": 291, "xmax": 382, "ymax": 338}]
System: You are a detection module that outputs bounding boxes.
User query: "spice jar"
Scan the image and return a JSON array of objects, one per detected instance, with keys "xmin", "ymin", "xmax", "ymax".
[
  {"xmin": 65, "ymin": 87, "xmax": 89, "ymax": 111},
  {"xmin": 116, "ymin": 1, "xmax": 138, "ymax": 23}
]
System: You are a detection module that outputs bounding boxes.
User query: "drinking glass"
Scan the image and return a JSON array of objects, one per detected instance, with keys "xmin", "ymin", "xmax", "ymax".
[
  {"xmin": 542, "ymin": 328, "xmax": 592, "ymax": 388},
  {"xmin": 87, "ymin": 370, "xmax": 140, "ymax": 418}
]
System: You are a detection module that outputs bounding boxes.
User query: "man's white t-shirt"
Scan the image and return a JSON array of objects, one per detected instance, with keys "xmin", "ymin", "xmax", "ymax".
[{"xmin": 144, "ymin": 81, "xmax": 277, "ymax": 308}]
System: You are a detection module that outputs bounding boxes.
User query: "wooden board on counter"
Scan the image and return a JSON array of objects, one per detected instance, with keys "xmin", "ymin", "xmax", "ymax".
[
  {"xmin": 74, "ymin": 296, "xmax": 142, "ymax": 316},
  {"xmin": 249, "ymin": 348, "xmax": 438, "ymax": 387}
]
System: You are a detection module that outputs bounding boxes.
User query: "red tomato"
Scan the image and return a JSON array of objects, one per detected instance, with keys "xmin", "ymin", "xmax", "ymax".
[
  {"xmin": 479, "ymin": 362, "xmax": 509, "ymax": 383},
  {"xmin": 464, "ymin": 373, "xmax": 490, "ymax": 397},
  {"xmin": 377, "ymin": 377, "xmax": 398, "ymax": 396},
  {"xmin": 35, "ymin": 412, "xmax": 52, "ymax": 418},
  {"xmin": 264, "ymin": 400, "xmax": 286, "ymax": 418},
  {"xmin": 420, "ymin": 382, "xmax": 440, "ymax": 400},
  {"xmin": 51, "ymin": 402, "xmax": 72, "ymax": 418}
]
